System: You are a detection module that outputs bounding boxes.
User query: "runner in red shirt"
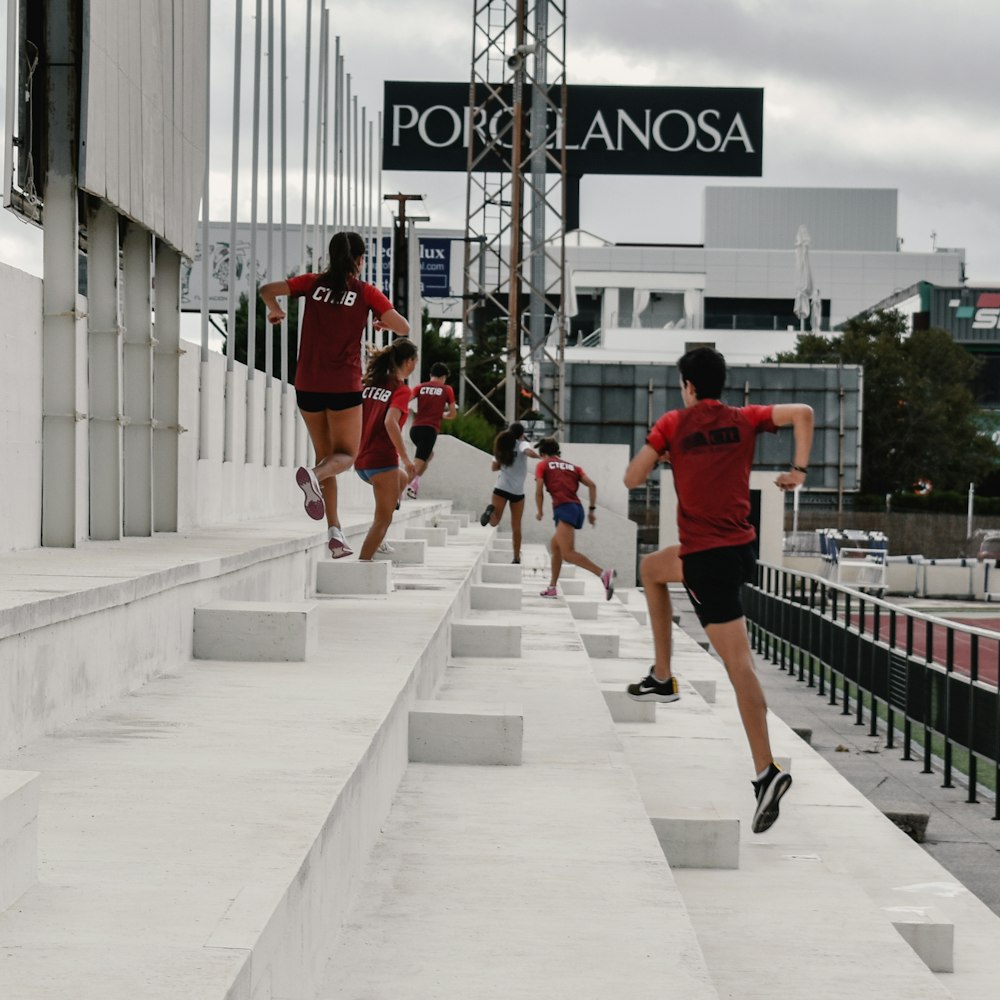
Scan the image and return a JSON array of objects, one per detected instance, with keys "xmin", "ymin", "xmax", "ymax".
[
  {"xmin": 534, "ymin": 438, "xmax": 615, "ymax": 601},
  {"xmin": 404, "ymin": 362, "xmax": 457, "ymax": 499},
  {"xmin": 354, "ymin": 339, "xmax": 418, "ymax": 561},
  {"xmin": 623, "ymin": 347, "xmax": 813, "ymax": 834},
  {"xmin": 260, "ymin": 231, "xmax": 409, "ymax": 558}
]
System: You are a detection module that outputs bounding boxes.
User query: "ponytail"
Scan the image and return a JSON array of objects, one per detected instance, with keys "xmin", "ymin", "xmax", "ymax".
[
  {"xmin": 493, "ymin": 422, "xmax": 525, "ymax": 467},
  {"xmin": 320, "ymin": 231, "xmax": 366, "ymax": 293},
  {"xmin": 363, "ymin": 337, "xmax": 417, "ymax": 386}
]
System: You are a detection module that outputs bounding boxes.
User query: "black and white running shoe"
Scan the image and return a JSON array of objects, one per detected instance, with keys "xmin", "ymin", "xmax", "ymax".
[
  {"xmin": 751, "ymin": 763, "xmax": 792, "ymax": 834},
  {"xmin": 626, "ymin": 671, "xmax": 680, "ymax": 703}
]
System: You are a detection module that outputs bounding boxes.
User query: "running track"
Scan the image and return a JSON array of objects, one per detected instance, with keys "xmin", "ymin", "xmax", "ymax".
[{"xmin": 846, "ymin": 611, "xmax": 1000, "ymax": 687}]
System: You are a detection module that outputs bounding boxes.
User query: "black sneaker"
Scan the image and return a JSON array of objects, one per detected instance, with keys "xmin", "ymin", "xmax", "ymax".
[
  {"xmin": 626, "ymin": 671, "xmax": 680, "ymax": 703},
  {"xmin": 751, "ymin": 763, "xmax": 792, "ymax": 834},
  {"xmin": 479, "ymin": 503, "xmax": 495, "ymax": 526}
]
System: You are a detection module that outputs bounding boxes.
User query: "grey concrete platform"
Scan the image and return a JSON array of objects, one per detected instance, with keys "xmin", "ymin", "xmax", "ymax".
[
  {"xmin": 317, "ymin": 575, "xmax": 718, "ymax": 1000},
  {"xmin": 2, "ymin": 523, "xmax": 1000, "ymax": 998}
]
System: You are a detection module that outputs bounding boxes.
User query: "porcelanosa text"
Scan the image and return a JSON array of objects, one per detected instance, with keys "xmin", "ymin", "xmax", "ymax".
[{"xmin": 391, "ymin": 104, "xmax": 755, "ymax": 155}]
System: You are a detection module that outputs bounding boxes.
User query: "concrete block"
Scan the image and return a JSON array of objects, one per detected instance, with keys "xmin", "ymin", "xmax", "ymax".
[
  {"xmin": 409, "ymin": 701, "xmax": 523, "ymax": 765},
  {"xmin": 434, "ymin": 516, "xmax": 461, "ymax": 536},
  {"xmin": 486, "ymin": 549, "xmax": 514, "ymax": 563},
  {"xmin": 373, "ymin": 539, "xmax": 427, "ymax": 565},
  {"xmin": 491, "ymin": 536, "xmax": 513, "ymax": 551},
  {"xmin": 567, "ymin": 600, "xmax": 599, "ymax": 621},
  {"xmin": 451, "ymin": 512, "xmax": 471, "ymax": 528},
  {"xmin": 631, "ymin": 608, "xmax": 648, "ymax": 625},
  {"xmin": 792, "ymin": 726, "xmax": 813, "ymax": 745},
  {"xmin": 602, "ymin": 688, "xmax": 655, "ymax": 723},
  {"xmin": 879, "ymin": 804, "xmax": 930, "ymax": 844},
  {"xmin": 559, "ymin": 565, "xmax": 577, "ymax": 579},
  {"xmin": 451, "ymin": 621, "xmax": 522, "ymax": 658},
  {"xmin": 193, "ymin": 601, "xmax": 318, "ymax": 661},
  {"xmin": 886, "ymin": 908, "xmax": 953, "ymax": 972},
  {"xmin": 470, "ymin": 584, "xmax": 522, "ymax": 611},
  {"xmin": 0, "ymin": 770, "xmax": 40, "ymax": 913},
  {"xmin": 690, "ymin": 679, "xmax": 717, "ymax": 704},
  {"xmin": 405, "ymin": 526, "xmax": 448, "ymax": 547},
  {"xmin": 561, "ymin": 579, "xmax": 586, "ymax": 596},
  {"xmin": 651, "ymin": 815, "xmax": 740, "ymax": 869},
  {"xmin": 481, "ymin": 563, "xmax": 521, "ymax": 584},
  {"xmin": 581, "ymin": 632, "xmax": 620, "ymax": 658},
  {"xmin": 316, "ymin": 560, "xmax": 391, "ymax": 595}
]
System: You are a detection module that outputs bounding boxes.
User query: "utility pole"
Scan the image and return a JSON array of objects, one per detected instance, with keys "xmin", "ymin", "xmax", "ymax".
[{"xmin": 383, "ymin": 193, "xmax": 424, "ymax": 321}]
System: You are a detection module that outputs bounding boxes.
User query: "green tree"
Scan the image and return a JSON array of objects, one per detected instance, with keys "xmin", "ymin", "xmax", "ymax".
[
  {"xmin": 768, "ymin": 309, "xmax": 999, "ymax": 495},
  {"xmin": 418, "ymin": 310, "xmax": 460, "ymax": 380}
]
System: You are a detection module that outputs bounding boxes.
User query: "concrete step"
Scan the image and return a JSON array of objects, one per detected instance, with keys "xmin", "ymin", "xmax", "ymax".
[
  {"xmin": 315, "ymin": 567, "xmax": 720, "ymax": 999},
  {"xmin": 572, "ymin": 591, "xmax": 972, "ymax": 997},
  {"xmin": 0, "ymin": 524, "xmax": 489, "ymax": 1000}
]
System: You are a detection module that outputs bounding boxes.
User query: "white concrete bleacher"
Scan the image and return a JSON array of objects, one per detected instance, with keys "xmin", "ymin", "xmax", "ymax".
[{"xmin": 2, "ymin": 513, "xmax": 1000, "ymax": 999}]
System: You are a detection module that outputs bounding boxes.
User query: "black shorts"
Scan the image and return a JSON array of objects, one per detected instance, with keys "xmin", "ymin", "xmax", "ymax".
[
  {"xmin": 296, "ymin": 389, "xmax": 363, "ymax": 413},
  {"xmin": 682, "ymin": 542, "xmax": 757, "ymax": 627},
  {"xmin": 409, "ymin": 425, "xmax": 438, "ymax": 461},
  {"xmin": 492, "ymin": 487, "xmax": 525, "ymax": 503}
]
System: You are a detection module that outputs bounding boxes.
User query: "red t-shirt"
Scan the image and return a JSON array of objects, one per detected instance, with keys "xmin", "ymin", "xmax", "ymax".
[
  {"xmin": 355, "ymin": 379, "xmax": 411, "ymax": 470},
  {"xmin": 535, "ymin": 457, "xmax": 586, "ymax": 508},
  {"xmin": 410, "ymin": 381, "xmax": 456, "ymax": 430},
  {"xmin": 286, "ymin": 273, "xmax": 393, "ymax": 392},
  {"xmin": 647, "ymin": 400, "xmax": 777, "ymax": 556}
]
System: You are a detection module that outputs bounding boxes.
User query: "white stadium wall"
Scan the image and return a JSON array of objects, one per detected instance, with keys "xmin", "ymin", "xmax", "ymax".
[
  {"xmin": 0, "ymin": 260, "xmax": 369, "ymax": 552},
  {"xmin": 0, "ymin": 263, "xmax": 44, "ymax": 552},
  {"xmin": 79, "ymin": 0, "xmax": 208, "ymax": 257}
]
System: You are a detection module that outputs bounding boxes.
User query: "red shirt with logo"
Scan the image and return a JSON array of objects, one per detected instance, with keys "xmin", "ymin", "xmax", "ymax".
[
  {"xmin": 410, "ymin": 381, "xmax": 456, "ymax": 430},
  {"xmin": 647, "ymin": 400, "xmax": 777, "ymax": 556},
  {"xmin": 355, "ymin": 379, "xmax": 411, "ymax": 470},
  {"xmin": 286, "ymin": 273, "xmax": 393, "ymax": 392},
  {"xmin": 535, "ymin": 457, "xmax": 587, "ymax": 508}
]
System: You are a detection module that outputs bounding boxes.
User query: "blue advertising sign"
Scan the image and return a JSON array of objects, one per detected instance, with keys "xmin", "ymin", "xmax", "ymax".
[{"xmin": 377, "ymin": 235, "xmax": 454, "ymax": 298}]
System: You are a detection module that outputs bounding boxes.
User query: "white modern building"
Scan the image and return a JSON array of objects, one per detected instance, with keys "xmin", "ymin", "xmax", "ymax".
[{"xmin": 562, "ymin": 186, "xmax": 965, "ymax": 362}]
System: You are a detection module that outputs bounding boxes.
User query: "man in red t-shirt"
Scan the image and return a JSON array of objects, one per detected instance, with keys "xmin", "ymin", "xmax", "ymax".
[
  {"xmin": 404, "ymin": 362, "xmax": 457, "ymax": 499},
  {"xmin": 623, "ymin": 347, "xmax": 813, "ymax": 834}
]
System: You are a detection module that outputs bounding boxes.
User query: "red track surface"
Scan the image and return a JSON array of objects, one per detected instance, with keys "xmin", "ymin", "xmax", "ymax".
[{"xmin": 848, "ymin": 611, "xmax": 1000, "ymax": 687}]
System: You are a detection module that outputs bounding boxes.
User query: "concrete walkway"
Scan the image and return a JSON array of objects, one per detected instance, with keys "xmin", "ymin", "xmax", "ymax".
[{"xmin": 1, "ymin": 517, "xmax": 1000, "ymax": 998}]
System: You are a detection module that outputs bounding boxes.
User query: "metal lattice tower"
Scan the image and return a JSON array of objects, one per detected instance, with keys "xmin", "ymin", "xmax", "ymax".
[{"xmin": 461, "ymin": 0, "xmax": 568, "ymax": 431}]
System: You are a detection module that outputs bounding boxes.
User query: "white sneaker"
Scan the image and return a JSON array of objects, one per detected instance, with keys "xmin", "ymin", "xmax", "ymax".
[
  {"xmin": 405, "ymin": 482, "xmax": 419, "ymax": 499},
  {"xmin": 328, "ymin": 525, "xmax": 353, "ymax": 558},
  {"xmin": 376, "ymin": 540, "xmax": 395, "ymax": 555}
]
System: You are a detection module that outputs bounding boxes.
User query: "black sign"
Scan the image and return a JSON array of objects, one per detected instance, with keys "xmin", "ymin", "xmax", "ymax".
[{"xmin": 383, "ymin": 81, "xmax": 763, "ymax": 177}]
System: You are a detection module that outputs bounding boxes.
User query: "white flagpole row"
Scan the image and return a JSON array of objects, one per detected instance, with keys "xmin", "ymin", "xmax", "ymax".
[{"xmin": 211, "ymin": 2, "xmax": 384, "ymax": 471}]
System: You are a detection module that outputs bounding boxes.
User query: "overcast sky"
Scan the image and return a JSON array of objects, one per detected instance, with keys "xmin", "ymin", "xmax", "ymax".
[{"xmin": 2, "ymin": 0, "xmax": 998, "ymax": 281}]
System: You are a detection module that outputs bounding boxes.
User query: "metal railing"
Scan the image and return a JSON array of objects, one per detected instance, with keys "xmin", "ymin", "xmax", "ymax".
[{"xmin": 745, "ymin": 563, "xmax": 1000, "ymax": 818}]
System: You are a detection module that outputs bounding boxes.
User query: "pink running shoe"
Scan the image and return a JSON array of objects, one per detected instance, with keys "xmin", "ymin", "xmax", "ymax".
[
  {"xmin": 540, "ymin": 585, "xmax": 559, "ymax": 598},
  {"xmin": 328, "ymin": 526, "xmax": 353, "ymax": 558},
  {"xmin": 600, "ymin": 567, "xmax": 616, "ymax": 601},
  {"xmin": 295, "ymin": 466, "xmax": 325, "ymax": 520}
]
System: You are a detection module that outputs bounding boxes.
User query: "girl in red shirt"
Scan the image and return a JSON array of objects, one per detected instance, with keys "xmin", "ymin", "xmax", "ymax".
[
  {"xmin": 354, "ymin": 339, "xmax": 418, "ymax": 561},
  {"xmin": 534, "ymin": 438, "xmax": 615, "ymax": 600},
  {"xmin": 260, "ymin": 231, "xmax": 410, "ymax": 558}
]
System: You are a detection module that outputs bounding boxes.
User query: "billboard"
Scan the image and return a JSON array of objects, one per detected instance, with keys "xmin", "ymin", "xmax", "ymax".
[
  {"xmin": 383, "ymin": 82, "xmax": 763, "ymax": 177},
  {"xmin": 180, "ymin": 223, "xmax": 464, "ymax": 321}
]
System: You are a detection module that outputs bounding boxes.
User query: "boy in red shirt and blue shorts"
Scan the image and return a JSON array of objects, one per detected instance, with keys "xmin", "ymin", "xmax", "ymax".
[{"xmin": 624, "ymin": 347, "xmax": 813, "ymax": 834}]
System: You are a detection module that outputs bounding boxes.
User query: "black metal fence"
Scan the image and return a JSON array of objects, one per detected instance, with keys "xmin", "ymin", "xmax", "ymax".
[{"xmin": 744, "ymin": 563, "xmax": 1000, "ymax": 819}]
